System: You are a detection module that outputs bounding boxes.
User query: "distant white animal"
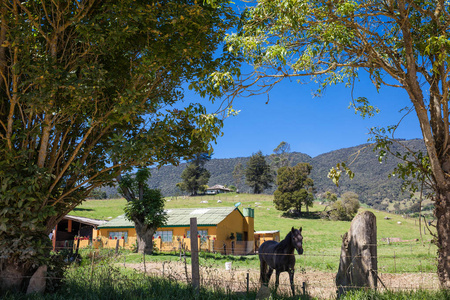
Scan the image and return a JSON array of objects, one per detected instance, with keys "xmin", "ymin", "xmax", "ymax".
[{"xmin": 217, "ymin": 200, "xmax": 222, "ymax": 203}]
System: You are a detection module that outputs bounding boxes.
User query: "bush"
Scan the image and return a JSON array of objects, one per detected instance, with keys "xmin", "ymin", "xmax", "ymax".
[{"xmin": 327, "ymin": 191, "xmax": 360, "ymax": 221}]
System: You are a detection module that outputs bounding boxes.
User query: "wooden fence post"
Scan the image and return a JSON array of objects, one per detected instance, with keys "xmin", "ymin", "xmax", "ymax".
[
  {"xmin": 246, "ymin": 272, "xmax": 249, "ymax": 293},
  {"xmin": 115, "ymin": 239, "xmax": 120, "ymax": 255},
  {"xmin": 190, "ymin": 217, "xmax": 200, "ymax": 294}
]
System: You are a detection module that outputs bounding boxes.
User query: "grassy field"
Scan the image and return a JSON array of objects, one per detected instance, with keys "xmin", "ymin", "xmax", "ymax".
[{"xmin": 71, "ymin": 193, "xmax": 438, "ymax": 273}]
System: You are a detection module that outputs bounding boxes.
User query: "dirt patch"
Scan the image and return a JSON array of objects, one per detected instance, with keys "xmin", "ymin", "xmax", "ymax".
[{"xmin": 124, "ymin": 261, "xmax": 439, "ymax": 299}]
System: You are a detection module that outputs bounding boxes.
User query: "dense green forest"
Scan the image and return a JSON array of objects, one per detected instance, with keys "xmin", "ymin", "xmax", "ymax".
[{"xmin": 102, "ymin": 139, "xmax": 426, "ymax": 208}]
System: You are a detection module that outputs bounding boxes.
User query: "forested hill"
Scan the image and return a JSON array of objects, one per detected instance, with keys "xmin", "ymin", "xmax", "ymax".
[{"xmin": 103, "ymin": 139, "xmax": 426, "ymax": 207}]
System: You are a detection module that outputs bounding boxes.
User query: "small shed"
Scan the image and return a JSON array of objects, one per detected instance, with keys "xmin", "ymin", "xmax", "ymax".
[
  {"xmin": 205, "ymin": 185, "xmax": 233, "ymax": 195},
  {"xmin": 254, "ymin": 230, "xmax": 281, "ymax": 252},
  {"xmin": 97, "ymin": 207, "xmax": 255, "ymax": 255},
  {"xmin": 52, "ymin": 215, "xmax": 107, "ymax": 251}
]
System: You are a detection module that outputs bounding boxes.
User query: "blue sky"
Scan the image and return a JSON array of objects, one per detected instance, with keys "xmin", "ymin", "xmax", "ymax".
[
  {"xmin": 185, "ymin": 71, "xmax": 423, "ymax": 160},
  {"xmin": 178, "ymin": 2, "xmax": 424, "ymax": 160}
]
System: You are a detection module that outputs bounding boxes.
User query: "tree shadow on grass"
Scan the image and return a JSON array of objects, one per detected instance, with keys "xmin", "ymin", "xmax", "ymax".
[
  {"xmin": 73, "ymin": 207, "xmax": 94, "ymax": 212},
  {"xmin": 281, "ymin": 211, "xmax": 321, "ymax": 220}
]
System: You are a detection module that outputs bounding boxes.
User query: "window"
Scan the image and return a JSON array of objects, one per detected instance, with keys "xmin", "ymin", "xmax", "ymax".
[
  {"xmin": 153, "ymin": 231, "xmax": 173, "ymax": 242},
  {"xmin": 108, "ymin": 231, "xmax": 128, "ymax": 242},
  {"xmin": 236, "ymin": 233, "xmax": 243, "ymax": 241},
  {"xmin": 187, "ymin": 230, "xmax": 208, "ymax": 242}
]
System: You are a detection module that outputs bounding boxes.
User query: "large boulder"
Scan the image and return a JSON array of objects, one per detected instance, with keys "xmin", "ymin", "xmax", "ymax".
[
  {"xmin": 336, "ymin": 211, "xmax": 377, "ymax": 298},
  {"xmin": 26, "ymin": 265, "xmax": 47, "ymax": 294}
]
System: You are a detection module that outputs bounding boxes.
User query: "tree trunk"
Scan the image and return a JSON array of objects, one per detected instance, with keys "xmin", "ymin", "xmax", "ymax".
[
  {"xmin": 336, "ymin": 211, "xmax": 377, "ymax": 297},
  {"xmin": 0, "ymin": 262, "xmax": 28, "ymax": 293},
  {"xmin": 0, "ymin": 235, "xmax": 50, "ymax": 294},
  {"xmin": 435, "ymin": 190, "xmax": 450, "ymax": 288},
  {"xmin": 134, "ymin": 221, "xmax": 156, "ymax": 255}
]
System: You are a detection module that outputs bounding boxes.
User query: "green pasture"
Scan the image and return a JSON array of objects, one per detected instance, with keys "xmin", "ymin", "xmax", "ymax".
[{"xmin": 71, "ymin": 193, "xmax": 438, "ymax": 273}]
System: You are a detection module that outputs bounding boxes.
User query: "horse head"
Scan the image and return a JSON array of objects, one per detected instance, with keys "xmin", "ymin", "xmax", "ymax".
[{"xmin": 291, "ymin": 227, "xmax": 303, "ymax": 255}]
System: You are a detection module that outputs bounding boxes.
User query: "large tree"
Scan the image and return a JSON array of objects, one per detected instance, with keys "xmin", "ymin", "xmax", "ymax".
[
  {"xmin": 179, "ymin": 153, "xmax": 211, "ymax": 196},
  {"xmin": 0, "ymin": 0, "xmax": 237, "ymax": 292},
  {"xmin": 273, "ymin": 163, "xmax": 314, "ymax": 214},
  {"xmin": 245, "ymin": 151, "xmax": 274, "ymax": 194},
  {"xmin": 212, "ymin": 0, "xmax": 450, "ymax": 287},
  {"xmin": 119, "ymin": 168, "xmax": 167, "ymax": 255}
]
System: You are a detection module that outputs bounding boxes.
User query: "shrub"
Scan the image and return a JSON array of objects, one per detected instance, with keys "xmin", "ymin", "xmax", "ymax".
[{"xmin": 328, "ymin": 191, "xmax": 360, "ymax": 221}]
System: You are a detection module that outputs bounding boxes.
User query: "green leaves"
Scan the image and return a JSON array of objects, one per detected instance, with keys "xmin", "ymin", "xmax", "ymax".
[
  {"xmin": 328, "ymin": 162, "xmax": 355, "ymax": 187},
  {"xmin": 0, "ymin": 0, "xmax": 238, "ymax": 273},
  {"xmin": 245, "ymin": 151, "xmax": 274, "ymax": 194},
  {"xmin": 274, "ymin": 163, "xmax": 314, "ymax": 213},
  {"xmin": 348, "ymin": 97, "xmax": 380, "ymax": 118}
]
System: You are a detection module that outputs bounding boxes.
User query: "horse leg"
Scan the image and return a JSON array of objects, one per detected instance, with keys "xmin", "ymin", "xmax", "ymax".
[
  {"xmin": 289, "ymin": 268, "xmax": 295, "ymax": 296},
  {"xmin": 259, "ymin": 259, "xmax": 267, "ymax": 286},
  {"xmin": 274, "ymin": 270, "xmax": 281, "ymax": 293},
  {"xmin": 266, "ymin": 267, "xmax": 274, "ymax": 287}
]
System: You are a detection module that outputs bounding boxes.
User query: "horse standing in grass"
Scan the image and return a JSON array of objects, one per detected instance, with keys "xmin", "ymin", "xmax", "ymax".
[{"xmin": 259, "ymin": 227, "xmax": 303, "ymax": 296}]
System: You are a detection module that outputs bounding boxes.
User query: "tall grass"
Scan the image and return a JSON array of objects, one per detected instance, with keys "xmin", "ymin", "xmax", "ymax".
[
  {"xmin": 1, "ymin": 262, "xmax": 260, "ymax": 300},
  {"xmin": 1, "ymin": 260, "xmax": 448, "ymax": 300},
  {"xmin": 340, "ymin": 289, "xmax": 450, "ymax": 300}
]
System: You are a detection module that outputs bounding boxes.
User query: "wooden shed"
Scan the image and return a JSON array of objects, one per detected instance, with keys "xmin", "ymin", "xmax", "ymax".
[
  {"xmin": 254, "ymin": 230, "xmax": 280, "ymax": 252},
  {"xmin": 52, "ymin": 215, "xmax": 107, "ymax": 251},
  {"xmin": 97, "ymin": 207, "xmax": 255, "ymax": 255}
]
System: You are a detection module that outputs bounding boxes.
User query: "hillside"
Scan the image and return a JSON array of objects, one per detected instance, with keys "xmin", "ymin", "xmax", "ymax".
[{"xmin": 102, "ymin": 139, "xmax": 427, "ymax": 208}]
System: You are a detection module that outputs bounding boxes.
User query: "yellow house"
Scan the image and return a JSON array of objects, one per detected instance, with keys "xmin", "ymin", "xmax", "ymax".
[{"xmin": 96, "ymin": 207, "xmax": 255, "ymax": 255}]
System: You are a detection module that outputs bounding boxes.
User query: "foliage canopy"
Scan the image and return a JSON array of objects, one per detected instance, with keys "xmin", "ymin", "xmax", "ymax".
[
  {"xmin": 245, "ymin": 151, "xmax": 274, "ymax": 194},
  {"xmin": 273, "ymin": 163, "xmax": 314, "ymax": 213},
  {"xmin": 179, "ymin": 153, "xmax": 212, "ymax": 196},
  {"xmin": 0, "ymin": 0, "xmax": 238, "ymax": 289},
  {"xmin": 214, "ymin": 0, "xmax": 450, "ymax": 287}
]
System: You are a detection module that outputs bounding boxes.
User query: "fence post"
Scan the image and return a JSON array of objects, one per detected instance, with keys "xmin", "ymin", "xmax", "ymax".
[
  {"xmin": 393, "ymin": 250, "xmax": 396, "ymax": 273},
  {"xmin": 246, "ymin": 272, "xmax": 249, "ymax": 293},
  {"xmin": 115, "ymin": 239, "xmax": 120, "ymax": 255},
  {"xmin": 89, "ymin": 251, "xmax": 95, "ymax": 288},
  {"xmin": 190, "ymin": 217, "xmax": 200, "ymax": 294},
  {"xmin": 302, "ymin": 281, "xmax": 306, "ymax": 295},
  {"xmin": 143, "ymin": 252, "xmax": 146, "ymax": 274},
  {"xmin": 75, "ymin": 238, "xmax": 80, "ymax": 256}
]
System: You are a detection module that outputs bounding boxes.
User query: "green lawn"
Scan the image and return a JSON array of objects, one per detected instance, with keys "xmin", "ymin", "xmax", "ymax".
[{"xmin": 71, "ymin": 193, "xmax": 438, "ymax": 273}]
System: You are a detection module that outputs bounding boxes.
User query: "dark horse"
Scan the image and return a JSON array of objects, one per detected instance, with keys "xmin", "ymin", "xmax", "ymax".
[{"xmin": 259, "ymin": 227, "xmax": 303, "ymax": 296}]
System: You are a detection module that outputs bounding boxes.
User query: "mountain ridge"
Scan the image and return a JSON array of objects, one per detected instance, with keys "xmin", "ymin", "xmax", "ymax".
[{"xmin": 102, "ymin": 139, "xmax": 426, "ymax": 208}]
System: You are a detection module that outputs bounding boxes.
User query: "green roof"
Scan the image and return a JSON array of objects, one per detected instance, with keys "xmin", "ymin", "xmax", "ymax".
[{"xmin": 98, "ymin": 207, "xmax": 240, "ymax": 229}]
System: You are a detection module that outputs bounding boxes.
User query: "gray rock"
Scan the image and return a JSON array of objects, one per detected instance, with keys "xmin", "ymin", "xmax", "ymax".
[
  {"xmin": 26, "ymin": 265, "xmax": 47, "ymax": 295},
  {"xmin": 336, "ymin": 211, "xmax": 377, "ymax": 298},
  {"xmin": 255, "ymin": 285, "xmax": 271, "ymax": 299}
]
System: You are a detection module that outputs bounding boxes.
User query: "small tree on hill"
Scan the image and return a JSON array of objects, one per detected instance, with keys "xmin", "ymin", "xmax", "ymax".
[
  {"xmin": 232, "ymin": 162, "xmax": 245, "ymax": 192},
  {"xmin": 271, "ymin": 141, "xmax": 291, "ymax": 171},
  {"xmin": 245, "ymin": 151, "xmax": 274, "ymax": 194},
  {"xmin": 273, "ymin": 163, "xmax": 314, "ymax": 214},
  {"xmin": 180, "ymin": 153, "xmax": 211, "ymax": 196}
]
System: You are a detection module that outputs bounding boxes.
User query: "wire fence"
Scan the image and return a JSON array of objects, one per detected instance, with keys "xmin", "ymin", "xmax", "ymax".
[{"xmin": 0, "ymin": 242, "xmax": 441, "ymax": 299}]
